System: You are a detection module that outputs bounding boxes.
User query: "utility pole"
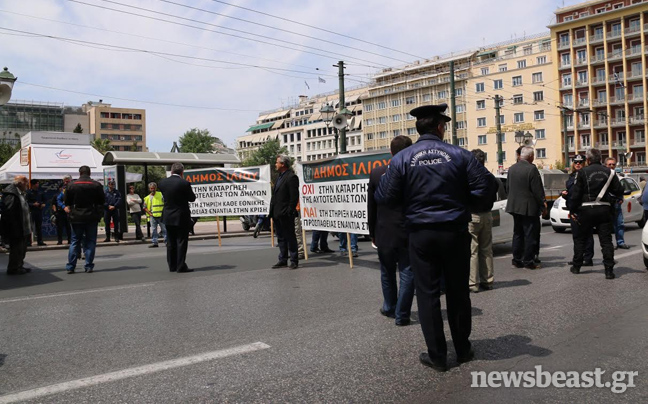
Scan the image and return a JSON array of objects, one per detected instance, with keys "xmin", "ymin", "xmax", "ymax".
[
  {"xmin": 334, "ymin": 61, "xmax": 347, "ymax": 154},
  {"xmin": 450, "ymin": 61, "xmax": 457, "ymax": 145},
  {"xmin": 494, "ymin": 95, "xmax": 503, "ymax": 173}
]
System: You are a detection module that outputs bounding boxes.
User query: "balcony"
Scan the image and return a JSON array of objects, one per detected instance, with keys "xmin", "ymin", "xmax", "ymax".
[
  {"xmin": 631, "ymin": 139, "xmax": 646, "ymax": 147},
  {"xmin": 591, "ymin": 76, "xmax": 607, "ymax": 85},
  {"xmin": 575, "ymin": 80, "xmax": 589, "ymax": 88},
  {"xmin": 607, "ymin": 30, "xmax": 622, "ymax": 39},
  {"xmin": 626, "ymin": 47, "xmax": 642, "ymax": 58},
  {"xmin": 578, "ymin": 100, "xmax": 590, "ymax": 108},
  {"xmin": 610, "ymin": 117, "xmax": 626, "ymax": 126},
  {"xmin": 607, "ymin": 50, "xmax": 623, "ymax": 61},
  {"xmin": 609, "ymin": 72, "xmax": 624, "ymax": 83},
  {"xmin": 627, "ymin": 70, "xmax": 643, "ymax": 81},
  {"xmin": 559, "ymin": 62, "xmax": 572, "ymax": 70},
  {"xmin": 612, "ymin": 141, "xmax": 627, "ymax": 150},
  {"xmin": 625, "ymin": 25, "xmax": 641, "ymax": 37},
  {"xmin": 558, "ymin": 40, "xmax": 570, "ymax": 50},
  {"xmin": 573, "ymin": 37, "xmax": 587, "ymax": 47},
  {"xmin": 594, "ymin": 119, "xmax": 608, "ymax": 128},
  {"xmin": 609, "ymin": 96, "xmax": 625, "ymax": 105},
  {"xmin": 628, "ymin": 93, "xmax": 644, "ymax": 103},
  {"xmin": 599, "ymin": 141, "xmax": 609, "ymax": 148},
  {"xmin": 630, "ymin": 115, "xmax": 645, "ymax": 124},
  {"xmin": 575, "ymin": 58, "xmax": 588, "ymax": 66},
  {"xmin": 592, "ymin": 98, "xmax": 608, "ymax": 107},
  {"xmin": 577, "ymin": 122, "xmax": 591, "ymax": 129},
  {"xmin": 560, "ymin": 82, "xmax": 573, "ymax": 90},
  {"xmin": 591, "ymin": 54, "xmax": 606, "ymax": 65},
  {"xmin": 590, "ymin": 33, "xmax": 604, "ymax": 44},
  {"xmin": 568, "ymin": 146, "xmax": 576, "ymax": 152}
]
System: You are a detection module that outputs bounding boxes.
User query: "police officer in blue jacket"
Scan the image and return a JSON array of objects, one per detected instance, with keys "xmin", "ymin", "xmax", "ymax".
[{"xmin": 375, "ymin": 104, "xmax": 498, "ymax": 372}]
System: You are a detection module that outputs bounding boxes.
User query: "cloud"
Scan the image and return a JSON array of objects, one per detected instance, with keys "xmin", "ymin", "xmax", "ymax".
[{"xmin": 1, "ymin": 0, "xmax": 569, "ymax": 151}]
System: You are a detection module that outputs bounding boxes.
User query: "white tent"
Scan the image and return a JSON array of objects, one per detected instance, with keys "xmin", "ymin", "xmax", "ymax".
[{"xmin": 0, "ymin": 132, "xmax": 142, "ymax": 183}]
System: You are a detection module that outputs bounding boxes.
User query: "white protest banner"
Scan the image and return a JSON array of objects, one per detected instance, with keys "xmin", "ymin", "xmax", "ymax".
[
  {"xmin": 296, "ymin": 152, "xmax": 391, "ymax": 235},
  {"xmin": 183, "ymin": 165, "xmax": 271, "ymax": 216}
]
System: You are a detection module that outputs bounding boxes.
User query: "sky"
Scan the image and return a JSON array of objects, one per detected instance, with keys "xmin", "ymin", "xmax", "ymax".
[{"xmin": 0, "ymin": 0, "xmax": 584, "ymax": 152}]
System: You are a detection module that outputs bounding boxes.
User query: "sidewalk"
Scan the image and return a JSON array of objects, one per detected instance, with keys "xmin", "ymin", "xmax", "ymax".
[{"xmin": 25, "ymin": 219, "xmax": 252, "ymax": 252}]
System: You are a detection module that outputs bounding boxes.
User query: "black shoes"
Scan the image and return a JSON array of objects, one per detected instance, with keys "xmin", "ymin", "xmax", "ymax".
[
  {"xmin": 288, "ymin": 262, "xmax": 298, "ymax": 269},
  {"xmin": 310, "ymin": 248, "xmax": 321, "ymax": 254},
  {"xmin": 616, "ymin": 244, "xmax": 630, "ymax": 250},
  {"xmin": 480, "ymin": 283, "xmax": 493, "ymax": 291},
  {"xmin": 380, "ymin": 308, "xmax": 395, "ymax": 319},
  {"xmin": 419, "ymin": 353, "xmax": 447, "ymax": 372},
  {"xmin": 67, "ymin": 269, "xmax": 75, "ymax": 274},
  {"xmin": 524, "ymin": 263, "xmax": 540, "ymax": 270},
  {"xmin": 352, "ymin": 251, "xmax": 359, "ymax": 258},
  {"xmin": 395, "ymin": 318, "xmax": 410, "ymax": 326},
  {"xmin": 533, "ymin": 256, "xmax": 541, "ymax": 264},
  {"xmin": 103, "ymin": 238, "xmax": 110, "ymax": 243},
  {"xmin": 511, "ymin": 260, "xmax": 524, "ymax": 268},
  {"xmin": 605, "ymin": 267, "xmax": 615, "ymax": 279},
  {"xmin": 570, "ymin": 266, "xmax": 580, "ymax": 274},
  {"xmin": 457, "ymin": 347, "xmax": 475, "ymax": 364},
  {"xmin": 7, "ymin": 268, "xmax": 27, "ymax": 275},
  {"xmin": 149, "ymin": 244, "xmax": 159, "ymax": 248},
  {"xmin": 85, "ymin": 268, "xmax": 93, "ymax": 273},
  {"xmin": 178, "ymin": 267, "xmax": 193, "ymax": 273},
  {"xmin": 37, "ymin": 242, "xmax": 47, "ymax": 246},
  {"xmin": 569, "ymin": 260, "xmax": 593, "ymax": 266},
  {"xmin": 320, "ymin": 248, "xmax": 335, "ymax": 253},
  {"xmin": 272, "ymin": 261, "xmax": 288, "ymax": 269}
]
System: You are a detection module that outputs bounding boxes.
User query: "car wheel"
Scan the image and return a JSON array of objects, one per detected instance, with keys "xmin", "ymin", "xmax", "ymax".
[
  {"xmin": 242, "ymin": 223, "xmax": 250, "ymax": 231},
  {"xmin": 636, "ymin": 213, "xmax": 646, "ymax": 228},
  {"xmin": 644, "ymin": 256, "xmax": 648, "ymax": 269},
  {"xmin": 552, "ymin": 226, "xmax": 566, "ymax": 233}
]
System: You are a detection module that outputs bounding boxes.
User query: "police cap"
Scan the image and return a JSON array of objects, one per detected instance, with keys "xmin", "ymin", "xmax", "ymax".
[
  {"xmin": 409, "ymin": 103, "xmax": 452, "ymax": 122},
  {"xmin": 573, "ymin": 154, "xmax": 585, "ymax": 163}
]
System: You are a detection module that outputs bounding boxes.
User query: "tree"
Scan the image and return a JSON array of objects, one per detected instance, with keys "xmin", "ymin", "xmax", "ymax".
[
  {"xmin": 241, "ymin": 138, "xmax": 291, "ymax": 183},
  {"xmin": 178, "ymin": 128, "xmax": 219, "ymax": 153},
  {"xmin": 0, "ymin": 141, "xmax": 20, "ymax": 167},
  {"xmin": 126, "ymin": 165, "xmax": 166, "ymax": 197},
  {"xmin": 92, "ymin": 138, "xmax": 113, "ymax": 155},
  {"xmin": 73, "ymin": 123, "xmax": 83, "ymax": 133}
]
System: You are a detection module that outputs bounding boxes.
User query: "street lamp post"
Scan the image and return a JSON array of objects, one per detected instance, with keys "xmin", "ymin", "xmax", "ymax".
[
  {"xmin": 0, "ymin": 67, "xmax": 18, "ymax": 105},
  {"xmin": 319, "ymin": 102, "xmax": 337, "ymax": 154}
]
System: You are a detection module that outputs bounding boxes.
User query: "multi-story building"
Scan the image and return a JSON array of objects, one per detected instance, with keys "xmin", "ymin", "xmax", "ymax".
[
  {"xmin": 84, "ymin": 100, "xmax": 147, "ymax": 151},
  {"xmin": 467, "ymin": 34, "xmax": 560, "ymax": 172},
  {"xmin": 550, "ymin": 0, "xmax": 648, "ymax": 166},
  {"xmin": 362, "ymin": 52, "xmax": 473, "ymax": 151},
  {"xmin": 0, "ymin": 100, "xmax": 65, "ymax": 145},
  {"xmin": 63, "ymin": 105, "xmax": 90, "ymax": 133},
  {"xmin": 237, "ymin": 86, "xmax": 366, "ymax": 162}
]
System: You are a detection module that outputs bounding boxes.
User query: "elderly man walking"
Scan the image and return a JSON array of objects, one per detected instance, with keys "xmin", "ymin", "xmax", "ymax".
[
  {"xmin": 1, "ymin": 176, "xmax": 32, "ymax": 275},
  {"xmin": 506, "ymin": 146, "xmax": 546, "ymax": 270},
  {"xmin": 269, "ymin": 154, "xmax": 300, "ymax": 269}
]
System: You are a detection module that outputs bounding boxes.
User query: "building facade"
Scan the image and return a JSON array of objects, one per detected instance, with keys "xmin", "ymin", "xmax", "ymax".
[
  {"xmin": 550, "ymin": 0, "xmax": 648, "ymax": 166},
  {"xmin": 237, "ymin": 87, "xmax": 366, "ymax": 162},
  {"xmin": 85, "ymin": 101, "xmax": 147, "ymax": 151},
  {"xmin": 0, "ymin": 100, "xmax": 65, "ymax": 145},
  {"xmin": 467, "ymin": 34, "xmax": 560, "ymax": 172}
]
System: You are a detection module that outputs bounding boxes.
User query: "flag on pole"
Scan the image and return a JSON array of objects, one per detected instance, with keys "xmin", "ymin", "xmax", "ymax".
[
  {"xmin": 305, "ymin": 81, "xmax": 310, "ymax": 90},
  {"xmin": 318, "ymin": 77, "xmax": 326, "ymax": 83}
]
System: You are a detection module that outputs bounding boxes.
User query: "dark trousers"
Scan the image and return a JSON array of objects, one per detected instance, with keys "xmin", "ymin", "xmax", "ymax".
[
  {"xmin": 570, "ymin": 217, "xmax": 594, "ymax": 262},
  {"xmin": 56, "ymin": 211, "xmax": 71, "ymax": 244},
  {"xmin": 310, "ymin": 230, "xmax": 330, "ymax": 251},
  {"xmin": 31, "ymin": 211, "xmax": 43, "ymax": 244},
  {"xmin": 274, "ymin": 215, "xmax": 298, "ymax": 264},
  {"xmin": 511, "ymin": 214, "xmax": 540, "ymax": 266},
  {"xmin": 7, "ymin": 235, "xmax": 29, "ymax": 272},
  {"xmin": 573, "ymin": 206, "xmax": 615, "ymax": 268},
  {"xmin": 378, "ymin": 245, "xmax": 415, "ymax": 323},
  {"xmin": 104, "ymin": 209, "xmax": 121, "ymax": 240},
  {"xmin": 131, "ymin": 212, "xmax": 143, "ymax": 239},
  {"xmin": 409, "ymin": 226, "xmax": 472, "ymax": 365},
  {"xmin": 165, "ymin": 224, "xmax": 189, "ymax": 272}
]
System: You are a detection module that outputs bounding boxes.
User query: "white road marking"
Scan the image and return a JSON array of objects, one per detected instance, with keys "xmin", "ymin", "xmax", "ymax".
[
  {"xmin": 615, "ymin": 249, "xmax": 642, "ymax": 260},
  {"xmin": 495, "ymin": 244, "xmax": 568, "ymax": 259},
  {"xmin": 0, "ymin": 283, "xmax": 156, "ymax": 304},
  {"xmin": 0, "ymin": 342, "xmax": 271, "ymax": 403}
]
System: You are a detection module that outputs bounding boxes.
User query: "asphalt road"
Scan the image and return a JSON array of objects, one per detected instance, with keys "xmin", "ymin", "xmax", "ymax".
[{"xmin": 1, "ymin": 224, "xmax": 647, "ymax": 403}]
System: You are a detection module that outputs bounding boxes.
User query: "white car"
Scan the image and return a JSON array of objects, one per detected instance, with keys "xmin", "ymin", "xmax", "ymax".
[
  {"xmin": 642, "ymin": 223, "xmax": 648, "ymax": 268},
  {"xmin": 550, "ymin": 176, "xmax": 645, "ymax": 233}
]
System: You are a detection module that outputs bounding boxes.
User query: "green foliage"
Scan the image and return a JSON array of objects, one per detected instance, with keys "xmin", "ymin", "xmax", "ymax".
[
  {"xmin": 0, "ymin": 141, "xmax": 20, "ymax": 167},
  {"xmin": 73, "ymin": 123, "xmax": 83, "ymax": 133},
  {"xmin": 126, "ymin": 165, "xmax": 167, "ymax": 197},
  {"xmin": 91, "ymin": 138, "xmax": 113, "ymax": 155},
  {"xmin": 178, "ymin": 128, "xmax": 219, "ymax": 153},
  {"xmin": 241, "ymin": 138, "xmax": 291, "ymax": 183},
  {"xmin": 554, "ymin": 160, "xmax": 565, "ymax": 170}
]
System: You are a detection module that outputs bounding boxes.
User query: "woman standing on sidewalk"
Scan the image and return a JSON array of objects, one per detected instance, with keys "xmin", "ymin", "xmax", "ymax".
[{"xmin": 127, "ymin": 185, "xmax": 145, "ymax": 241}]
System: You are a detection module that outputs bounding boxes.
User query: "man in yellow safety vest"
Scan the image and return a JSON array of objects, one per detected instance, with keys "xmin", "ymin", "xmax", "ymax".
[{"xmin": 143, "ymin": 182, "xmax": 166, "ymax": 248}]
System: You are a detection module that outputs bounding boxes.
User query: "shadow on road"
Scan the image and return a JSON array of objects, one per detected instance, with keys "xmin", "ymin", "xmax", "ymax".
[
  {"xmin": 472, "ymin": 334, "xmax": 552, "ymax": 361},
  {"xmin": 0, "ymin": 271, "xmax": 62, "ymax": 291},
  {"xmin": 0, "ymin": 354, "xmax": 5, "ymax": 367},
  {"xmin": 578, "ymin": 266, "xmax": 646, "ymax": 278},
  {"xmin": 492, "ymin": 279, "xmax": 531, "ymax": 289},
  {"xmin": 189, "ymin": 265, "xmax": 236, "ymax": 272}
]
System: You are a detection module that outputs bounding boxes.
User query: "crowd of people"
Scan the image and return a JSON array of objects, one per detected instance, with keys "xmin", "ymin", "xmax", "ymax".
[{"xmin": 2, "ymin": 102, "xmax": 646, "ymax": 373}]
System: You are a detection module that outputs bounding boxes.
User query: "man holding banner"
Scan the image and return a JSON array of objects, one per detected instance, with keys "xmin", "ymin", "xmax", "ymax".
[
  {"xmin": 269, "ymin": 155, "xmax": 300, "ymax": 269},
  {"xmin": 375, "ymin": 104, "xmax": 498, "ymax": 372}
]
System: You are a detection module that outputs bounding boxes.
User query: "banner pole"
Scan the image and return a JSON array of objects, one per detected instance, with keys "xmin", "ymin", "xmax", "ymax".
[
  {"xmin": 347, "ymin": 233, "xmax": 353, "ymax": 268},
  {"xmin": 302, "ymin": 226, "xmax": 308, "ymax": 261},
  {"xmin": 216, "ymin": 216, "xmax": 222, "ymax": 247},
  {"xmin": 271, "ymin": 218, "xmax": 275, "ymax": 247}
]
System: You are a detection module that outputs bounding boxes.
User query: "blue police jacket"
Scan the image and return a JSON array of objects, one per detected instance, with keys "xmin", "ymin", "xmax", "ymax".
[
  {"xmin": 374, "ymin": 133, "xmax": 498, "ymax": 227},
  {"xmin": 104, "ymin": 188, "xmax": 122, "ymax": 209}
]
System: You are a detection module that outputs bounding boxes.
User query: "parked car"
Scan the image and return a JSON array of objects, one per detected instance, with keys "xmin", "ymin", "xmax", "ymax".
[
  {"xmin": 642, "ymin": 220, "xmax": 648, "ymax": 268},
  {"xmin": 550, "ymin": 176, "xmax": 645, "ymax": 233},
  {"xmin": 492, "ymin": 175, "xmax": 514, "ymax": 245}
]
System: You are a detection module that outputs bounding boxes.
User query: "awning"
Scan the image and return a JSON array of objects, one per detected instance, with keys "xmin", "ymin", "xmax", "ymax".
[
  {"xmin": 309, "ymin": 112, "xmax": 322, "ymax": 122},
  {"xmin": 271, "ymin": 120, "xmax": 285, "ymax": 129},
  {"xmin": 265, "ymin": 110, "xmax": 290, "ymax": 120},
  {"xmin": 506, "ymin": 45, "xmax": 517, "ymax": 51},
  {"xmin": 349, "ymin": 105, "xmax": 360, "ymax": 112},
  {"xmin": 102, "ymin": 151, "xmax": 240, "ymax": 166},
  {"xmin": 352, "ymin": 116, "xmax": 362, "ymax": 129},
  {"xmin": 477, "ymin": 50, "xmax": 496, "ymax": 57},
  {"xmin": 345, "ymin": 94, "xmax": 360, "ymax": 104},
  {"xmin": 246, "ymin": 122, "xmax": 274, "ymax": 132}
]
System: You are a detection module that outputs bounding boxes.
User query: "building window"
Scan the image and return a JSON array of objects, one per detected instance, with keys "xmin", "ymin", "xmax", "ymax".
[
  {"xmin": 476, "ymin": 117, "xmax": 486, "ymax": 127},
  {"xmin": 513, "ymin": 94, "xmax": 524, "ymax": 104},
  {"xmin": 535, "ymin": 129, "xmax": 546, "ymax": 139},
  {"xmin": 481, "ymin": 67, "xmax": 489, "ymax": 75},
  {"xmin": 456, "ymin": 121, "xmax": 467, "ymax": 129},
  {"xmin": 365, "ymin": 104, "xmax": 373, "ymax": 111},
  {"xmin": 365, "ymin": 119, "xmax": 373, "ymax": 126},
  {"xmin": 378, "ymin": 116, "xmax": 387, "ymax": 124},
  {"xmin": 392, "ymin": 114, "xmax": 400, "ymax": 122},
  {"xmin": 537, "ymin": 55, "xmax": 547, "ymax": 65},
  {"xmin": 422, "ymin": 94, "xmax": 431, "ymax": 102},
  {"xmin": 456, "ymin": 104, "xmax": 465, "ymax": 113},
  {"xmin": 458, "ymin": 138, "xmax": 466, "ymax": 147},
  {"xmin": 499, "ymin": 115, "xmax": 505, "ymax": 124},
  {"xmin": 536, "ymin": 148, "xmax": 546, "ymax": 158},
  {"xmin": 498, "ymin": 133, "xmax": 506, "ymax": 143},
  {"xmin": 391, "ymin": 99, "xmax": 401, "ymax": 107},
  {"xmin": 476, "ymin": 100, "xmax": 486, "ymax": 110},
  {"xmin": 475, "ymin": 83, "xmax": 485, "ymax": 93},
  {"xmin": 517, "ymin": 60, "xmax": 527, "ymax": 69},
  {"xmin": 478, "ymin": 135, "xmax": 487, "ymax": 145},
  {"xmin": 456, "ymin": 88, "xmax": 464, "ymax": 96},
  {"xmin": 494, "ymin": 79, "xmax": 503, "ymax": 89},
  {"xmin": 561, "ymin": 53, "xmax": 571, "ymax": 66},
  {"xmin": 393, "ymin": 129, "xmax": 401, "ymax": 137},
  {"xmin": 514, "ymin": 112, "xmax": 524, "ymax": 123},
  {"xmin": 378, "ymin": 131, "xmax": 387, "ymax": 139},
  {"xmin": 405, "ymin": 96, "xmax": 416, "ymax": 104},
  {"xmin": 406, "ymin": 113, "xmax": 415, "ymax": 120},
  {"xmin": 377, "ymin": 101, "xmax": 386, "ymax": 109},
  {"xmin": 533, "ymin": 91, "xmax": 544, "ymax": 102},
  {"xmin": 437, "ymin": 90, "xmax": 447, "ymax": 99},
  {"xmin": 532, "ymin": 72, "xmax": 543, "ymax": 83},
  {"xmin": 407, "ymin": 128, "xmax": 417, "ymax": 135},
  {"xmin": 534, "ymin": 110, "xmax": 545, "ymax": 120},
  {"xmin": 512, "ymin": 76, "xmax": 522, "ymax": 86},
  {"xmin": 523, "ymin": 46, "xmax": 532, "ymax": 55},
  {"xmin": 499, "ymin": 64, "xmax": 508, "ymax": 72},
  {"xmin": 366, "ymin": 133, "xmax": 374, "ymax": 140}
]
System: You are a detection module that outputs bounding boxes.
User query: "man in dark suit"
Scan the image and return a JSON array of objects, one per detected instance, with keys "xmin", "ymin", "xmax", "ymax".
[
  {"xmin": 505, "ymin": 146, "xmax": 546, "ymax": 269},
  {"xmin": 269, "ymin": 154, "xmax": 299, "ymax": 269},
  {"xmin": 158, "ymin": 162, "xmax": 196, "ymax": 273},
  {"xmin": 368, "ymin": 135, "xmax": 415, "ymax": 326}
]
